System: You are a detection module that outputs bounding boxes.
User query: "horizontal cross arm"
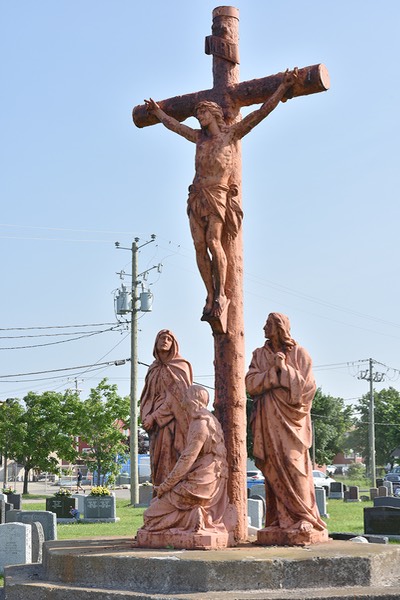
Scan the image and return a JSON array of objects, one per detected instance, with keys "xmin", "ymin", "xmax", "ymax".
[
  {"xmin": 232, "ymin": 64, "xmax": 330, "ymax": 107},
  {"xmin": 132, "ymin": 64, "xmax": 329, "ymax": 129},
  {"xmin": 132, "ymin": 89, "xmax": 215, "ymax": 129}
]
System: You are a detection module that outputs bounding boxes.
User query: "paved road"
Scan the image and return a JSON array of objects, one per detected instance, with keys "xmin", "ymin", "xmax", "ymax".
[{"xmin": 8, "ymin": 480, "xmax": 132, "ymax": 501}]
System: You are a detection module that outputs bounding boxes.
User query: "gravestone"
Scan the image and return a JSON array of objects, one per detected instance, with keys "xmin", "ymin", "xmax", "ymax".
[
  {"xmin": 378, "ymin": 486, "xmax": 388, "ymax": 497},
  {"xmin": 376, "ymin": 478, "xmax": 384, "ymax": 488},
  {"xmin": 364, "ymin": 506, "xmax": 400, "ymax": 536},
  {"xmin": 0, "ymin": 498, "xmax": 5, "ymax": 524},
  {"xmin": 0, "ymin": 522, "xmax": 31, "ymax": 574},
  {"xmin": 346, "ymin": 486, "xmax": 360, "ymax": 502},
  {"xmin": 374, "ymin": 496, "xmax": 400, "ymax": 509},
  {"xmin": 46, "ymin": 496, "xmax": 76, "ymax": 519},
  {"xmin": 315, "ymin": 487, "xmax": 328, "ymax": 517},
  {"xmin": 138, "ymin": 484, "xmax": 153, "ymax": 507},
  {"xmin": 370, "ymin": 487, "xmax": 378, "ymax": 500},
  {"xmin": 72, "ymin": 493, "xmax": 85, "ymax": 517},
  {"xmin": 84, "ymin": 495, "xmax": 117, "ymax": 521},
  {"xmin": 249, "ymin": 483, "xmax": 265, "ymax": 499},
  {"xmin": 31, "ymin": 521, "xmax": 45, "ymax": 563},
  {"xmin": 247, "ymin": 497, "xmax": 263, "ymax": 529},
  {"xmin": 329, "ymin": 481, "xmax": 345, "ymax": 500},
  {"xmin": 0, "ymin": 493, "xmax": 7, "ymax": 504},
  {"xmin": 383, "ymin": 481, "xmax": 393, "ymax": 495},
  {"xmin": 6, "ymin": 493, "xmax": 21, "ymax": 509},
  {"xmin": 6, "ymin": 510, "xmax": 57, "ymax": 541}
]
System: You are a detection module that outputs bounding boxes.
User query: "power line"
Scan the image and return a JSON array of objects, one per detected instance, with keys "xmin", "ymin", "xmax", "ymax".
[
  {"xmin": 0, "ymin": 322, "xmax": 118, "ymax": 331},
  {"xmin": 0, "ymin": 326, "xmax": 123, "ymax": 350},
  {"xmin": 0, "ymin": 358, "xmax": 130, "ymax": 380}
]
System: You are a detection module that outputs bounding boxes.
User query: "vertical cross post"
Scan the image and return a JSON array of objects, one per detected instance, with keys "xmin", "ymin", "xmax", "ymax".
[{"xmin": 207, "ymin": 6, "xmax": 247, "ymax": 542}]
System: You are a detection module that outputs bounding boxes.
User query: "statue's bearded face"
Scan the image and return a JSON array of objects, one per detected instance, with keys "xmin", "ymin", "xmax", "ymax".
[
  {"xmin": 196, "ymin": 106, "xmax": 214, "ymax": 127},
  {"xmin": 264, "ymin": 315, "xmax": 278, "ymax": 340}
]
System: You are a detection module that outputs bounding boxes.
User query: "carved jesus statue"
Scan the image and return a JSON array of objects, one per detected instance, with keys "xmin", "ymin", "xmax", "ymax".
[{"xmin": 144, "ymin": 68, "xmax": 297, "ymax": 320}]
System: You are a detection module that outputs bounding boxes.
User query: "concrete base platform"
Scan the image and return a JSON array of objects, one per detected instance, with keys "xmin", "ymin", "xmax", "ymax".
[
  {"xmin": 4, "ymin": 536, "xmax": 400, "ymax": 599},
  {"xmin": 137, "ymin": 528, "xmax": 233, "ymax": 549},
  {"xmin": 257, "ymin": 525, "xmax": 330, "ymax": 546}
]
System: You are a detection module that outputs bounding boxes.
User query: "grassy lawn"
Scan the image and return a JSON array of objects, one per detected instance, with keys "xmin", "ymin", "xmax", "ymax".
[
  {"xmin": 24, "ymin": 499, "xmax": 145, "ymax": 539},
  {"xmin": 23, "ymin": 496, "xmax": 371, "ymax": 539}
]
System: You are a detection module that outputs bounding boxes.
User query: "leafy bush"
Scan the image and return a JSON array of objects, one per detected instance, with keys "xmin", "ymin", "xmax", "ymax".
[
  {"xmin": 346, "ymin": 462, "xmax": 366, "ymax": 479},
  {"xmin": 90, "ymin": 486, "xmax": 111, "ymax": 497}
]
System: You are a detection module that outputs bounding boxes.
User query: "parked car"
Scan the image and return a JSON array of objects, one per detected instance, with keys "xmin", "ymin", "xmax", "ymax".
[
  {"xmin": 312, "ymin": 470, "xmax": 335, "ymax": 493},
  {"xmin": 247, "ymin": 470, "xmax": 265, "ymax": 491},
  {"xmin": 384, "ymin": 467, "xmax": 400, "ymax": 484}
]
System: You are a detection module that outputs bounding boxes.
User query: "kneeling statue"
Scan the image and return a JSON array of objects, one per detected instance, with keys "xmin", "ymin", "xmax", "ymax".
[{"xmin": 137, "ymin": 385, "xmax": 237, "ymax": 549}]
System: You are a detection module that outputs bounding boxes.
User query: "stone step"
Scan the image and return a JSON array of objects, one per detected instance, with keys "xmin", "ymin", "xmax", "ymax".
[{"xmin": 5, "ymin": 572, "xmax": 400, "ymax": 600}]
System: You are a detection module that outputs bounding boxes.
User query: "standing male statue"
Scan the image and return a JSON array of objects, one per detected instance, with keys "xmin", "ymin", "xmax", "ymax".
[
  {"xmin": 245, "ymin": 313, "xmax": 329, "ymax": 545},
  {"xmin": 144, "ymin": 69, "xmax": 297, "ymax": 320}
]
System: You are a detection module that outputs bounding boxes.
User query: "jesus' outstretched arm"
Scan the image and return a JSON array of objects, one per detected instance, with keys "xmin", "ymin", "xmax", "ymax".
[{"xmin": 144, "ymin": 98, "xmax": 197, "ymax": 143}]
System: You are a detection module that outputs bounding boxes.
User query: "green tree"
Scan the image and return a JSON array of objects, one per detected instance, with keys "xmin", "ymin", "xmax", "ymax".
[
  {"xmin": 310, "ymin": 388, "xmax": 353, "ymax": 466},
  {"xmin": 0, "ymin": 390, "xmax": 80, "ymax": 494},
  {"xmin": 350, "ymin": 387, "xmax": 400, "ymax": 470},
  {"xmin": 77, "ymin": 379, "xmax": 130, "ymax": 486},
  {"xmin": 0, "ymin": 399, "xmax": 25, "ymax": 486}
]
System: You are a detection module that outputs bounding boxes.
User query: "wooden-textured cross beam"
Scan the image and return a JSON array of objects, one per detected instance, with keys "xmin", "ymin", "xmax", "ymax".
[{"xmin": 132, "ymin": 6, "xmax": 329, "ymax": 542}]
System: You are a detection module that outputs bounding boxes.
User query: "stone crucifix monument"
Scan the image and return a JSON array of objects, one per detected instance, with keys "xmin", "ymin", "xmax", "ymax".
[{"xmin": 133, "ymin": 6, "xmax": 329, "ymax": 542}]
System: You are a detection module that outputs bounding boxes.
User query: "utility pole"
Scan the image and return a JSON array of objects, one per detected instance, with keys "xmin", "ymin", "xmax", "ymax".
[
  {"xmin": 358, "ymin": 358, "xmax": 385, "ymax": 487},
  {"xmin": 115, "ymin": 235, "xmax": 158, "ymax": 506}
]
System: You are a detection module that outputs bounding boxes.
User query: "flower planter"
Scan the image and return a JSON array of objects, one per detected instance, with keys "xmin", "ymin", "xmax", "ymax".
[{"xmin": 46, "ymin": 496, "xmax": 76, "ymax": 518}]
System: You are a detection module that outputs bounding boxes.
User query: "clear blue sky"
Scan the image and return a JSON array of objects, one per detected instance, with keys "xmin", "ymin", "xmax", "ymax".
[{"xmin": 1, "ymin": 1, "xmax": 399, "ymax": 409}]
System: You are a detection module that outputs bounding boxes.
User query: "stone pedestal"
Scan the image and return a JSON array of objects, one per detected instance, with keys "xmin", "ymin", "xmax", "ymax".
[
  {"xmin": 137, "ymin": 528, "xmax": 233, "ymax": 550},
  {"xmin": 256, "ymin": 526, "xmax": 330, "ymax": 546},
  {"xmin": 5, "ymin": 537, "xmax": 400, "ymax": 599}
]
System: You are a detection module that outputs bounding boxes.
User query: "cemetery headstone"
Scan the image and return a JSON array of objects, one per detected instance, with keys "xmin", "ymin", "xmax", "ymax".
[
  {"xmin": 247, "ymin": 497, "xmax": 263, "ymax": 529},
  {"xmin": 370, "ymin": 487, "xmax": 378, "ymax": 500},
  {"xmin": 0, "ymin": 498, "xmax": 5, "ymax": 524},
  {"xmin": 0, "ymin": 522, "xmax": 31, "ymax": 574},
  {"xmin": 249, "ymin": 483, "xmax": 265, "ymax": 499},
  {"xmin": 72, "ymin": 493, "xmax": 85, "ymax": 517},
  {"xmin": 374, "ymin": 496, "xmax": 400, "ymax": 509},
  {"xmin": 383, "ymin": 481, "xmax": 393, "ymax": 495},
  {"xmin": 315, "ymin": 487, "xmax": 328, "ymax": 517},
  {"xmin": 31, "ymin": 521, "xmax": 45, "ymax": 563},
  {"xmin": 364, "ymin": 506, "xmax": 400, "ymax": 536},
  {"xmin": 346, "ymin": 486, "xmax": 360, "ymax": 502},
  {"xmin": 329, "ymin": 481, "xmax": 345, "ymax": 500},
  {"xmin": 46, "ymin": 496, "xmax": 76, "ymax": 519},
  {"xmin": 138, "ymin": 484, "xmax": 153, "ymax": 507},
  {"xmin": 378, "ymin": 486, "xmax": 388, "ymax": 497},
  {"xmin": 6, "ymin": 492, "xmax": 21, "ymax": 509},
  {"xmin": 6, "ymin": 510, "xmax": 57, "ymax": 541},
  {"xmin": 84, "ymin": 494, "xmax": 117, "ymax": 521}
]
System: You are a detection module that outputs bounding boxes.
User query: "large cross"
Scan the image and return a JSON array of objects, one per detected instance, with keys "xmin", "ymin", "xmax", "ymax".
[{"xmin": 132, "ymin": 6, "xmax": 329, "ymax": 542}]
